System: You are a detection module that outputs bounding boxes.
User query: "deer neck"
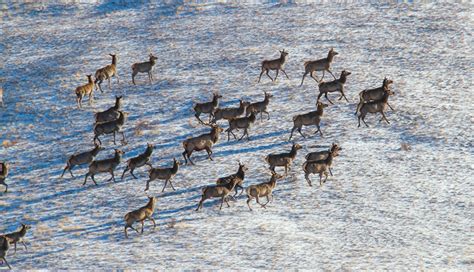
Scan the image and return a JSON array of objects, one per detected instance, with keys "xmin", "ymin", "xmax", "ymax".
[
  {"xmin": 114, "ymin": 99, "xmax": 122, "ymax": 110},
  {"xmin": 19, "ymin": 226, "xmax": 27, "ymax": 236},
  {"xmin": 316, "ymin": 106, "xmax": 325, "ymax": 116},
  {"xmin": 87, "ymin": 77, "xmax": 93, "ymax": 84},
  {"xmin": 289, "ymin": 146, "xmax": 299, "ymax": 159},
  {"xmin": 171, "ymin": 161, "xmax": 179, "ymax": 174},
  {"xmin": 92, "ymin": 146, "xmax": 101, "ymax": 156},
  {"xmin": 237, "ymin": 103, "xmax": 246, "ymax": 115},
  {"xmin": 144, "ymin": 147, "xmax": 153, "ymax": 157},
  {"xmin": 268, "ymin": 176, "xmax": 277, "ymax": 189},
  {"xmin": 114, "ymin": 152, "xmax": 123, "ymax": 162},
  {"xmin": 1, "ymin": 237, "xmax": 8, "ymax": 250},
  {"xmin": 325, "ymin": 152, "xmax": 334, "ymax": 166},
  {"xmin": 211, "ymin": 128, "xmax": 220, "ymax": 143},
  {"xmin": 327, "ymin": 52, "xmax": 335, "ymax": 63},
  {"xmin": 111, "ymin": 56, "xmax": 117, "ymax": 66},
  {"xmin": 339, "ymin": 73, "xmax": 347, "ymax": 84},
  {"xmin": 236, "ymin": 167, "xmax": 245, "ymax": 180},
  {"xmin": 212, "ymin": 96, "xmax": 219, "ymax": 107},
  {"xmin": 117, "ymin": 113, "xmax": 125, "ymax": 125},
  {"xmin": 280, "ymin": 54, "xmax": 287, "ymax": 65},
  {"xmin": 150, "ymin": 58, "xmax": 156, "ymax": 66},
  {"xmin": 146, "ymin": 198, "xmax": 155, "ymax": 211}
]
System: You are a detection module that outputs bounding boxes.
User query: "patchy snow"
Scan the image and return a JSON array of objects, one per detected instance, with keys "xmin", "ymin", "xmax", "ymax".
[{"xmin": 1, "ymin": 1, "xmax": 473, "ymax": 270}]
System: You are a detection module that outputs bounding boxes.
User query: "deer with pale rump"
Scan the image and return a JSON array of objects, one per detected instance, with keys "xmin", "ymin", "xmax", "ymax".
[
  {"xmin": 246, "ymin": 173, "xmax": 284, "ymax": 211},
  {"xmin": 358, "ymin": 88, "xmax": 394, "ymax": 127},
  {"xmin": 258, "ymin": 50, "xmax": 289, "ymax": 83},
  {"xmin": 132, "ymin": 54, "xmax": 158, "ymax": 85},
  {"xmin": 317, "ymin": 70, "xmax": 351, "ymax": 104},
  {"xmin": 355, "ymin": 77, "xmax": 394, "ymax": 115},
  {"xmin": 289, "ymin": 102, "xmax": 328, "ymax": 140},
  {"xmin": 124, "ymin": 196, "xmax": 157, "ymax": 238},
  {"xmin": 300, "ymin": 48, "xmax": 338, "ymax": 86}
]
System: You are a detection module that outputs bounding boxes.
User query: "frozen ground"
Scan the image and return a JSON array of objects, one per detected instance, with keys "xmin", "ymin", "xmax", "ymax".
[{"xmin": 1, "ymin": 1, "xmax": 473, "ymax": 270}]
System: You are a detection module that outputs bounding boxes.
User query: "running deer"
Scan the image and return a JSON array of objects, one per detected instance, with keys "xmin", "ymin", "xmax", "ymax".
[
  {"xmin": 246, "ymin": 92, "xmax": 273, "ymax": 121},
  {"xmin": 93, "ymin": 111, "xmax": 127, "ymax": 145},
  {"xmin": 95, "ymin": 95, "xmax": 123, "ymax": 123},
  {"xmin": 300, "ymin": 48, "xmax": 338, "ymax": 86},
  {"xmin": 358, "ymin": 88, "xmax": 394, "ymax": 127},
  {"xmin": 258, "ymin": 49, "xmax": 289, "ymax": 83},
  {"xmin": 0, "ymin": 162, "xmax": 9, "ymax": 193},
  {"xmin": 226, "ymin": 112, "xmax": 256, "ymax": 141},
  {"xmin": 95, "ymin": 54, "xmax": 119, "ymax": 92},
  {"xmin": 61, "ymin": 144, "xmax": 104, "ymax": 178},
  {"xmin": 265, "ymin": 143, "xmax": 303, "ymax": 175},
  {"xmin": 124, "ymin": 196, "xmax": 156, "ymax": 238},
  {"xmin": 83, "ymin": 149, "xmax": 124, "ymax": 186},
  {"xmin": 4, "ymin": 224, "xmax": 31, "ymax": 253},
  {"xmin": 355, "ymin": 77, "xmax": 395, "ymax": 115},
  {"xmin": 317, "ymin": 70, "xmax": 351, "ymax": 104},
  {"xmin": 212, "ymin": 100, "xmax": 250, "ymax": 123},
  {"xmin": 305, "ymin": 143, "xmax": 342, "ymax": 162},
  {"xmin": 0, "ymin": 236, "xmax": 13, "ymax": 269},
  {"xmin": 196, "ymin": 179, "xmax": 237, "ymax": 211},
  {"xmin": 194, "ymin": 93, "xmax": 223, "ymax": 124},
  {"xmin": 216, "ymin": 161, "xmax": 248, "ymax": 197},
  {"xmin": 121, "ymin": 143, "xmax": 154, "ymax": 181},
  {"xmin": 132, "ymin": 54, "xmax": 158, "ymax": 85},
  {"xmin": 303, "ymin": 146, "xmax": 338, "ymax": 186},
  {"xmin": 75, "ymin": 74, "xmax": 94, "ymax": 108},
  {"xmin": 289, "ymin": 101, "xmax": 328, "ymax": 140},
  {"xmin": 145, "ymin": 158, "xmax": 180, "ymax": 192},
  {"xmin": 246, "ymin": 173, "xmax": 284, "ymax": 211},
  {"xmin": 182, "ymin": 125, "xmax": 223, "ymax": 165}
]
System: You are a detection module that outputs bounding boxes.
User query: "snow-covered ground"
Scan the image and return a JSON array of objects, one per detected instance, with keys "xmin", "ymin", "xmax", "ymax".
[{"xmin": 1, "ymin": 1, "xmax": 473, "ymax": 270}]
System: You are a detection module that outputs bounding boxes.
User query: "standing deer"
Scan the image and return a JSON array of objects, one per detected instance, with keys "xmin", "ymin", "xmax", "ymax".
[
  {"xmin": 246, "ymin": 92, "xmax": 273, "ymax": 121},
  {"xmin": 124, "ymin": 196, "xmax": 156, "ymax": 238},
  {"xmin": 216, "ymin": 161, "xmax": 248, "ymax": 197},
  {"xmin": 317, "ymin": 70, "xmax": 351, "ymax": 104},
  {"xmin": 289, "ymin": 101, "xmax": 328, "ymax": 140},
  {"xmin": 355, "ymin": 77, "xmax": 394, "ymax": 115},
  {"xmin": 61, "ymin": 144, "xmax": 104, "ymax": 178},
  {"xmin": 94, "ymin": 54, "xmax": 119, "ymax": 92},
  {"xmin": 358, "ymin": 88, "xmax": 394, "ymax": 127},
  {"xmin": 132, "ymin": 54, "xmax": 158, "ymax": 85},
  {"xmin": 246, "ymin": 173, "xmax": 284, "ymax": 211},
  {"xmin": 0, "ymin": 236, "xmax": 13, "ymax": 269},
  {"xmin": 146, "ymin": 158, "xmax": 180, "ymax": 192},
  {"xmin": 121, "ymin": 143, "xmax": 154, "ymax": 181},
  {"xmin": 75, "ymin": 74, "xmax": 94, "ymax": 108},
  {"xmin": 226, "ymin": 112, "xmax": 256, "ymax": 141},
  {"xmin": 305, "ymin": 143, "xmax": 342, "ymax": 162},
  {"xmin": 300, "ymin": 48, "xmax": 338, "ymax": 86},
  {"xmin": 95, "ymin": 95, "xmax": 123, "ymax": 123},
  {"xmin": 0, "ymin": 162, "xmax": 9, "ymax": 193},
  {"xmin": 4, "ymin": 224, "xmax": 31, "ymax": 253},
  {"xmin": 182, "ymin": 125, "xmax": 223, "ymax": 165},
  {"xmin": 265, "ymin": 143, "xmax": 303, "ymax": 175},
  {"xmin": 93, "ymin": 111, "xmax": 127, "ymax": 145},
  {"xmin": 194, "ymin": 93, "xmax": 222, "ymax": 124},
  {"xmin": 303, "ymin": 146, "xmax": 338, "ymax": 186},
  {"xmin": 196, "ymin": 179, "xmax": 237, "ymax": 211},
  {"xmin": 212, "ymin": 100, "xmax": 250, "ymax": 123},
  {"xmin": 258, "ymin": 50, "xmax": 289, "ymax": 83},
  {"xmin": 83, "ymin": 149, "xmax": 124, "ymax": 186}
]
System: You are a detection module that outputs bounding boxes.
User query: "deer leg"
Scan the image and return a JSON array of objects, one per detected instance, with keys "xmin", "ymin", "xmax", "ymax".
[
  {"xmin": 256, "ymin": 196, "xmax": 266, "ymax": 209},
  {"xmin": 169, "ymin": 179, "xmax": 176, "ymax": 191},
  {"xmin": 247, "ymin": 196, "xmax": 253, "ymax": 211},
  {"xmin": 91, "ymin": 174, "xmax": 98, "ymax": 185},
  {"xmin": 323, "ymin": 171, "xmax": 329, "ymax": 183},
  {"xmin": 305, "ymin": 172, "xmax": 312, "ymax": 187},
  {"xmin": 225, "ymin": 196, "xmax": 231, "ymax": 207},
  {"xmin": 182, "ymin": 151, "xmax": 188, "ymax": 165},
  {"xmin": 340, "ymin": 91, "xmax": 350, "ymax": 102},
  {"xmin": 238, "ymin": 130, "xmax": 246, "ymax": 141},
  {"xmin": 381, "ymin": 111, "xmax": 390, "ymax": 124},
  {"xmin": 148, "ymin": 216, "xmax": 156, "ymax": 229},
  {"xmin": 274, "ymin": 69, "xmax": 279, "ymax": 81},
  {"xmin": 269, "ymin": 166, "xmax": 276, "ymax": 174},
  {"xmin": 115, "ymin": 73, "xmax": 120, "ymax": 84},
  {"xmin": 317, "ymin": 92, "xmax": 323, "ymax": 102},
  {"xmin": 264, "ymin": 111, "xmax": 270, "ymax": 120},
  {"xmin": 2, "ymin": 258, "xmax": 11, "ymax": 270},
  {"xmin": 265, "ymin": 70, "xmax": 273, "ymax": 81},
  {"xmin": 319, "ymin": 173, "xmax": 323, "ymax": 186},
  {"xmin": 324, "ymin": 93, "xmax": 334, "ymax": 104},
  {"xmin": 281, "ymin": 69, "xmax": 290, "ymax": 79},
  {"xmin": 13, "ymin": 242, "xmax": 17, "ymax": 254},
  {"xmin": 121, "ymin": 131, "xmax": 127, "ymax": 145},
  {"xmin": 298, "ymin": 127, "xmax": 306, "ymax": 138},
  {"xmin": 205, "ymin": 146, "xmax": 213, "ymax": 161},
  {"xmin": 362, "ymin": 116, "xmax": 369, "ymax": 127},
  {"xmin": 145, "ymin": 179, "xmax": 151, "ymax": 191},
  {"xmin": 110, "ymin": 170, "xmax": 116, "ymax": 182},
  {"xmin": 227, "ymin": 129, "xmax": 231, "ymax": 141},
  {"xmin": 387, "ymin": 102, "xmax": 395, "ymax": 111},
  {"xmin": 284, "ymin": 165, "xmax": 288, "ymax": 176},
  {"xmin": 140, "ymin": 220, "xmax": 145, "ymax": 233},
  {"xmin": 187, "ymin": 151, "xmax": 195, "ymax": 165},
  {"xmin": 316, "ymin": 124, "xmax": 323, "ymax": 137},
  {"xmin": 300, "ymin": 71, "xmax": 308, "ymax": 86},
  {"xmin": 107, "ymin": 77, "xmax": 111, "ymax": 88},
  {"xmin": 358, "ymin": 116, "xmax": 362, "ymax": 127},
  {"xmin": 329, "ymin": 167, "xmax": 333, "ymax": 176},
  {"xmin": 161, "ymin": 179, "xmax": 168, "ymax": 192},
  {"xmin": 258, "ymin": 69, "xmax": 265, "ymax": 83},
  {"xmin": 262, "ymin": 196, "xmax": 270, "ymax": 207},
  {"xmin": 124, "ymin": 226, "xmax": 129, "ymax": 238},
  {"xmin": 328, "ymin": 69, "xmax": 336, "ymax": 80},
  {"xmin": 311, "ymin": 71, "xmax": 319, "ymax": 82},
  {"xmin": 219, "ymin": 197, "xmax": 225, "ymax": 210},
  {"xmin": 129, "ymin": 168, "xmax": 137, "ymax": 179},
  {"xmin": 148, "ymin": 72, "xmax": 152, "ymax": 83},
  {"xmin": 94, "ymin": 135, "xmax": 102, "ymax": 146},
  {"xmin": 21, "ymin": 241, "xmax": 27, "ymax": 251},
  {"xmin": 121, "ymin": 166, "xmax": 129, "ymax": 181},
  {"xmin": 132, "ymin": 71, "xmax": 137, "ymax": 85},
  {"xmin": 196, "ymin": 199, "xmax": 204, "ymax": 211},
  {"xmin": 83, "ymin": 173, "xmax": 90, "ymax": 186},
  {"xmin": 289, "ymin": 126, "xmax": 296, "ymax": 141},
  {"xmin": 112, "ymin": 131, "xmax": 117, "ymax": 145}
]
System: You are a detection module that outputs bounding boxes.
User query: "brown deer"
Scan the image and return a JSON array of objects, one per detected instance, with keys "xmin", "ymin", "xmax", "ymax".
[
  {"xmin": 246, "ymin": 92, "xmax": 273, "ymax": 121},
  {"xmin": 289, "ymin": 102, "xmax": 328, "ymax": 140},
  {"xmin": 124, "ymin": 196, "xmax": 156, "ymax": 238},
  {"xmin": 75, "ymin": 74, "xmax": 94, "ymax": 108},
  {"xmin": 61, "ymin": 144, "xmax": 104, "ymax": 178},
  {"xmin": 182, "ymin": 125, "xmax": 223, "ymax": 165},
  {"xmin": 300, "ymin": 48, "xmax": 338, "ymax": 86},
  {"xmin": 0, "ymin": 162, "xmax": 9, "ymax": 193},
  {"xmin": 226, "ymin": 112, "xmax": 256, "ymax": 141},
  {"xmin": 132, "ymin": 54, "xmax": 158, "ymax": 85},
  {"xmin": 305, "ymin": 143, "xmax": 342, "ymax": 162},
  {"xmin": 4, "ymin": 224, "xmax": 31, "ymax": 253},
  {"xmin": 95, "ymin": 54, "xmax": 119, "ymax": 92},
  {"xmin": 0, "ymin": 236, "xmax": 13, "ymax": 269},
  {"xmin": 258, "ymin": 50, "xmax": 289, "ymax": 83},
  {"xmin": 216, "ymin": 162, "xmax": 248, "ymax": 197},
  {"xmin": 194, "ymin": 93, "xmax": 223, "ymax": 124},
  {"xmin": 358, "ymin": 88, "xmax": 394, "ymax": 127},
  {"xmin": 95, "ymin": 95, "xmax": 123, "ymax": 123},
  {"xmin": 121, "ymin": 143, "xmax": 154, "ymax": 181},
  {"xmin": 83, "ymin": 149, "xmax": 124, "ymax": 186},
  {"xmin": 196, "ymin": 179, "xmax": 237, "ymax": 211},
  {"xmin": 355, "ymin": 77, "xmax": 394, "ymax": 115},
  {"xmin": 265, "ymin": 143, "xmax": 303, "ymax": 175},
  {"xmin": 303, "ymin": 147, "xmax": 338, "ymax": 186},
  {"xmin": 93, "ymin": 111, "xmax": 127, "ymax": 145},
  {"xmin": 246, "ymin": 173, "xmax": 284, "ymax": 211},
  {"xmin": 212, "ymin": 100, "xmax": 250, "ymax": 123},
  {"xmin": 145, "ymin": 158, "xmax": 180, "ymax": 192},
  {"xmin": 317, "ymin": 70, "xmax": 351, "ymax": 104}
]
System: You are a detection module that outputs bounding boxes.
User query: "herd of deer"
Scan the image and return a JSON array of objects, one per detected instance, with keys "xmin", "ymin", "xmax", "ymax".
[{"xmin": 0, "ymin": 47, "xmax": 396, "ymax": 267}]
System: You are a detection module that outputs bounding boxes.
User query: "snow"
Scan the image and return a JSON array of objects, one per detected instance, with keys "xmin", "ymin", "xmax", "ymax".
[{"xmin": 1, "ymin": 1, "xmax": 473, "ymax": 270}]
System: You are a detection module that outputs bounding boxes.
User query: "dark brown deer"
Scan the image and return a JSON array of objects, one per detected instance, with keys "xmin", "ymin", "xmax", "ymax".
[
  {"xmin": 258, "ymin": 50, "xmax": 289, "ymax": 83},
  {"xmin": 61, "ymin": 144, "xmax": 104, "ymax": 178},
  {"xmin": 265, "ymin": 143, "xmax": 302, "ymax": 175},
  {"xmin": 358, "ymin": 88, "xmax": 394, "ymax": 127},
  {"xmin": 94, "ymin": 54, "xmax": 119, "ymax": 92},
  {"xmin": 355, "ymin": 77, "xmax": 394, "ymax": 115},
  {"xmin": 194, "ymin": 93, "xmax": 222, "ymax": 124},
  {"xmin": 216, "ymin": 162, "xmax": 248, "ymax": 197},
  {"xmin": 124, "ymin": 197, "xmax": 156, "ymax": 238},
  {"xmin": 121, "ymin": 143, "xmax": 154, "ymax": 181},
  {"xmin": 182, "ymin": 125, "xmax": 223, "ymax": 165},
  {"xmin": 131, "ymin": 54, "xmax": 158, "ymax": 85},
  {"xmin": 95, "ymin": 95, "xmax": 123, "ymax": 123},
  {"xmin": 289, "ymin": 102, "xmax": 328, "ymax": 140},
  {"xmin": 317, "ymin": 70, "xmax": 351, "ymax": 104},
  {"xmin": 300, "ymin": 48, "xmax": 338, "ymax": 86}
]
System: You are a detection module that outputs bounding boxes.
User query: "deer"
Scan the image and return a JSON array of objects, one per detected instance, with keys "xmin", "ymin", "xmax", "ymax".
[
  {"xmin": 211, "ymin": 99, "xmax": 250, "ymax": 123},
  {"xmin": 355, "ymin": 77, "xmax": 395, "ymax": 115},
  {"xmin": 317, "ymin": 70, "xmax": 351, "ymax": 104},
  {"xmin": 216, "ymin": 161, "xmax": 248, "ymax": 197},
  {"xmin": 132, "ymin": 54, "xmax": 158, "ymax": 85},
  {"xmin": 124, "ymin": 196, "xmax": 156, "ymax": 238},
  {"xmin": 196, "ymin": 179, "xmax": 237, "ymax": 211},
  {"xmin": 265, "ymin": 143, "xmax": 303, "ymax": 175},
  {"xmin": 95, "ymin": 95, "xmax": 123, "ymax": 123},
  {"xmin": 0, "ymin": 162, "xmax": 9, "ymax": 193},
  {"xmin": 94, "ymin": 54, "xmax": 119, "ymax": 92},
  {"xmin": 182, "ymin": 125, "xmax": 223, "ymax": 165},
  {"xmin": 75, "ymin": 74, "xmax": 94, "ymax": 108},
  {"xmin": 0, "ymin": 236, "xmax": 13, "ymax": 269},
  {"xmin": 83, "ymin": 149, "xmax": 124, "ymax": 186},
  {"xmin": 300, "ymin": 48, "xmax": 338, "ymax": 86},
  {"xmin": 61, "ymin": 144, "xmax": 104, "ymax": 178},
  {"xmin": 145, "ymin": 158, "xmax": 180, "ymax": 192},
  {"xmin": 358, "ymin": 88, "xmax": 394, "ymax": 127},
  {"xmin": 246, "ymin": 92, "xmax": 273, "ymax": 121},
  {"xmin": 258, "ymin": 49, "xmax": 289, "ymax": 83},
  {"xmin": 226, "ymin": 112, "xmax": 256, "ymax": 141},
  {"xmin": 246, "ymin": 173, "xmax": 284, "ymax": 211},
  {"xmin": 121, "ymin": 143, "xmax": 154, "ymax": 181},
  {"xmin": 303, "ymin": 146, "xmax": 338, "ymax": 186},
  {"xmin": 0, "ymin": 87, "xmax": 4, "ymax": 107},
  {"xmin": 289, "ymin": 101, "xmax": 328, "ymax": 140},
  {"xmin": 194, "ymin": 93, "xmax": 223, "ymax": 125},
  {"xmin": 4, "ymin": 224, "xmax": 31, "ymax": 253},
  {"xmin": 305, "ymin": 143, "xmax": 342, "ymax": 162},
  {"xmin": 93, "ymin": 111, "xmax": 127, "ymax": 146}
]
